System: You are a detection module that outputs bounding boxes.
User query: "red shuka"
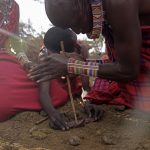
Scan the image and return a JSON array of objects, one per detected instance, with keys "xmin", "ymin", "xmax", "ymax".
[{"xmin": 0, "ymin": 51, "xmax": 81, "ymax": 121}]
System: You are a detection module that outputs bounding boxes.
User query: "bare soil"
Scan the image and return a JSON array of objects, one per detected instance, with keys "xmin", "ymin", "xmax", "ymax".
[{"xmin": 0, "ymin": 99, "xmax": 150, "ymax": 150}]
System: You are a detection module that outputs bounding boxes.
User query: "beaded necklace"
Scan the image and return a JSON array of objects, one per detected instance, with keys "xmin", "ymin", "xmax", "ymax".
[{"xmin": 87, "ymin": 0, "xmax": 104, "ymax": 39}]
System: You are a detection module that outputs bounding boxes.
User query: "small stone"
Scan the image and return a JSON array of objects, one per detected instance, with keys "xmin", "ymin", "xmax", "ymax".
[
  {"xmin": 30, "ymin": 130, "xmax": 48, "ymax": 140},
  {"xmin": 69, "ymin": 136, "xmax": 81, "ymax": 146},
  {"xmin": 79, "ymin": 135, "xmax": 85, "ymax": 139},
  {"xmin": 101, "ymin": 135, "xmax": 117, "ymax": 145},
  {"xmin": 39, "ymin": 129, "xmax": 51, "ymax": 134},
  {"xmin": 96, "ymin": 129, "xmax": 103, "ymax": 136}
]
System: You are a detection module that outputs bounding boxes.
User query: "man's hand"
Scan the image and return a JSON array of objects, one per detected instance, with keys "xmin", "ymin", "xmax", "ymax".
[
  {"xmin": 84, "ymin": 101, "xmax": 104, "ymax": 121},
  {"xmin": 28, "ymin": 53, "xmax": 68, "ymax": 82},
  {"xmin": 23, "ymin": 61, "xmax": 34, "ymax": 72},
  {"xmin": 49, "ymin": 109, "xmax": 69, "ymax": 131}
]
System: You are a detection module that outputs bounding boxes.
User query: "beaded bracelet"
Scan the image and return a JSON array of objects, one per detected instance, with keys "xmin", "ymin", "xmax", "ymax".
[
  {"xmin": 17, "ymin": 52, "xmax": 32, "ymax": 66},
  {"xmin": 67, "ymin": 58, "xmax": 99, "ymax": 77}
]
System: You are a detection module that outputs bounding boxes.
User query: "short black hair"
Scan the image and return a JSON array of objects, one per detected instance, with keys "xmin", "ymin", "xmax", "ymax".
[{"xmin": 44, "ymin": 27, "xmax": 77, "ymax": 53}]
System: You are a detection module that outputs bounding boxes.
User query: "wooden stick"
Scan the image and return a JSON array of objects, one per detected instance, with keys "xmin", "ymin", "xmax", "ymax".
[
  {"xmin": 35, "ymin": 116, "xmax": 48, "ymax": 125},
  {"xmin": 60, "ymin": 41, "xmax": 78, "ymax": 124}
]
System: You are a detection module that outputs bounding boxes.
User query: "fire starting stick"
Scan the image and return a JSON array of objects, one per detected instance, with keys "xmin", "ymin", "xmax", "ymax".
[{"xmin": 60, "ymin": 41, "xmax": 78, "ymax": 124}]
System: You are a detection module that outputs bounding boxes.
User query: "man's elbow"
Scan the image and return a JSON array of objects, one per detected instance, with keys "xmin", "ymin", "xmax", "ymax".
[{"xmin": 120, "ymin": 66, "xmax": 140, "ymax": 82}]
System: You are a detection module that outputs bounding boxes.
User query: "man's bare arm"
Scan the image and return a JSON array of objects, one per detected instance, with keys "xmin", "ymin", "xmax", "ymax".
[
  {"xmin": 97, "ymin": 0, "xmax": 141, "ymax": 82},
  {"xmin": 39, "ymin": 81, "xmax": 69, "ymax": 130}
]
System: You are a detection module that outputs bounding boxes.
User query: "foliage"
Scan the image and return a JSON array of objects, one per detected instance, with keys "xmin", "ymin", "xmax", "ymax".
[
  {"xmin": 6, "ymin": 20, "xmax": 45, "ymax": 63},
  {"xmin": 33, "ymin": 0, "xmax": 44, "ymax": 4},
  {"xmin": 82, "ymin": 34, "xmax": 105, "ymax": 58}
]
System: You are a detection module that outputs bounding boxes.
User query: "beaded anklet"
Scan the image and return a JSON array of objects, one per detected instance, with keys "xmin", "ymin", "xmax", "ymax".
[{"xmin": 67, "ymin": 58, "xmax": 99, "ymax": 77}]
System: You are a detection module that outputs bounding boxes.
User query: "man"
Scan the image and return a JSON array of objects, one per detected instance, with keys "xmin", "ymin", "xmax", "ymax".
[
  {"xmin": 29, "ymin": 0, "xmax": 150, "ymax": 112},
  {"xmin": 0, "ymin": 0, "xmax": 77, "ymax": 129}
]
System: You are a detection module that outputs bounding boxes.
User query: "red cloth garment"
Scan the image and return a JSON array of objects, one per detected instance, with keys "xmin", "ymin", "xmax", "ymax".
[
  {"xmin": 0, "ymin": 51, "xmax": 81, "ymax": 121},
  {"xmin": 85, "ymin": 26, "xmax": 150, "ymax": 112},
  {"xmin": 0, "ymin": 0, "xmax": 19, "ymax": 47},
  {"xmin": 85, "ymin": 78, "xmax": 132, "ymax": 107}
]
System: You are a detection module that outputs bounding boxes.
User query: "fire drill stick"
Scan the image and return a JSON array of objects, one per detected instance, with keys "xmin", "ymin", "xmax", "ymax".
[{"xmin": 60, "ymin": 41, "xmax": 78, "ymax": 124}]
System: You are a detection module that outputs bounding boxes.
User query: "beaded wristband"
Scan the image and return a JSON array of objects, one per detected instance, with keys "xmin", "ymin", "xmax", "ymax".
[{"xmin": 67, "ymin": 58, "xmax": 99, "ymax": 77}]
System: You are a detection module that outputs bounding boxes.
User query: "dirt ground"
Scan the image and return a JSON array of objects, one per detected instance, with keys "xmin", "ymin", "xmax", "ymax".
[{"xmin": 0, "ymin": 99, "xmax": 150, "ymax": 150}]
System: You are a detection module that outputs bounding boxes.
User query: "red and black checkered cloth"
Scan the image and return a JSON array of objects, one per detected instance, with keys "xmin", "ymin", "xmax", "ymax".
[{"xmin": 85, "ymin": 26, "xmax": 150, "ymax": 112}]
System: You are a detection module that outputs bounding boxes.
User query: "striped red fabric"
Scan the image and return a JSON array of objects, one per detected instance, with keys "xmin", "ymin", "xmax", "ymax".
[{"xmin": 119, "ymin": 26, "xmax": 150, "ymax": 112}]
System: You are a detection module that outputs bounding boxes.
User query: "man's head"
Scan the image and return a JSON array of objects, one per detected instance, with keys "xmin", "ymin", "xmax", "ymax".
[
  {"xmin": 45, "ymin": 0, "xmax": 93, "ymax": 34},
  {"xmin": 0, "ymin": 0, "xmax": 19, "ymax": 48},
  {"xmin": 44, "ymin": 27, "xmax": 80, "ymax": 53}
]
